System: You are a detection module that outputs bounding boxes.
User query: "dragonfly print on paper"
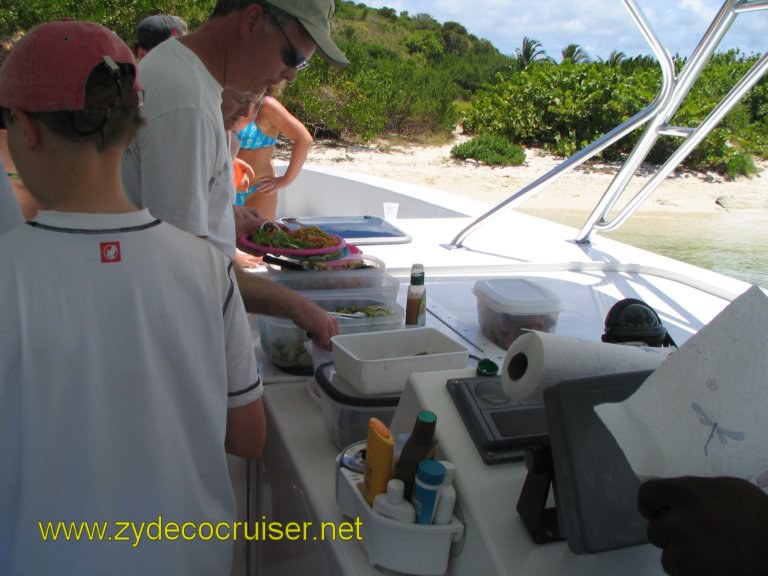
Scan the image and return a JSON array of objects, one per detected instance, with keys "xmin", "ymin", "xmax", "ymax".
[{"xmin": 691, "ymin": 402, "xmax": 745, "ymax": 457}]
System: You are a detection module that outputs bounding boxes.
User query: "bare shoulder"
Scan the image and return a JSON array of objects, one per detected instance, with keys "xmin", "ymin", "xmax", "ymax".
[{"xmin": 259, "ymin": 96, "xmax": 292, "ymax": 122}]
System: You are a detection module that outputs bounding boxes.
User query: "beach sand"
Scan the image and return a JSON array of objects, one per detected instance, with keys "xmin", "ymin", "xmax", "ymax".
[{"xmin": 295, "ymin": 136, "xmax": 768, "ymax": 216}]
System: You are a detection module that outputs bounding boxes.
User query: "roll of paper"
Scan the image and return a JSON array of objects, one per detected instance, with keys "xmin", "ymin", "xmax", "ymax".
[{"xmin": 501, "ymin": 332, "xmax": 673, "ymax": 402}]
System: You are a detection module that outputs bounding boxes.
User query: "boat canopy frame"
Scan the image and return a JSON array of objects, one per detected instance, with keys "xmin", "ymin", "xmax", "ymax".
[{"xmin": 448, "ymin": 0, "xmax": 768, "ymax": 249}]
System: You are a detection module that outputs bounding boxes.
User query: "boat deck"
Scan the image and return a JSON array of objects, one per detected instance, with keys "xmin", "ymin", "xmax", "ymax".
[{"xmin": 233, "ymin": 166, "xmax": 753, "ymax": 576}]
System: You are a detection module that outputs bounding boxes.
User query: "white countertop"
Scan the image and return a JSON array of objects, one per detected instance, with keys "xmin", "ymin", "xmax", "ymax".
[{"xmin": 257, "ymin": 366, "xmax": 665, "ymax": 576}]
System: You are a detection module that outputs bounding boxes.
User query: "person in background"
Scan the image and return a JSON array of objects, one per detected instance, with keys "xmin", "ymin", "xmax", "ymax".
[
  {"xmin": 235, "ymin": 85, "xmax": 313, "ymax": 220},
  {"xmin": 0, "ymin": 30, "xmax": 43, "ymax": 220},
  {"xmin": 122, "ymin": 0, "xmax": 349, "ymax": 350},
  {"xmin": 134, "ymin": 14, "xmax": 188, "ymax": 58},
  {"xmin": 0, "ymin": 21, "xmax": 265, "ymax": 574},
  {"xmin": 222, "ymin": 86, "xmax": 259, "ymax": 197},
  {"xmin": 0, "ymin": 158, "xmax": 22, "ymax": 233},
  {"xmin": 221, "ymin": 86, "xmax": 264, "ymax": 268},
  {"xmin": 638, "ymin": 475, "xmax": 768, "ymax": 576}
]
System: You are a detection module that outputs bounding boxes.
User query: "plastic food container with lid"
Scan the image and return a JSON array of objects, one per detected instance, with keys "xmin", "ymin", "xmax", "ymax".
[
  {"xmin": 268, "ymin": 269, "xmax": 399, "ymax": 302},
  {"xmin": 473, "ymin": 278, "xmax": 562, "ymax": 350},
  {"xmin": 314, "ymin": 362, "xmax": 399, "ymax": 449}
]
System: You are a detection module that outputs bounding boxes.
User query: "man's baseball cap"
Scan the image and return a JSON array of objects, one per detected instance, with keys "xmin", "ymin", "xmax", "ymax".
[
  {"xmin": 265, "ymin": 0, "xmax": 349, "ymax": 67},
  {"xmin": 135, "ymin": 14, "xmax": 187, "ymax": 52},
  {"xmin": 0, "ymin": 21, "xmax": 142, "ymax": 127}
]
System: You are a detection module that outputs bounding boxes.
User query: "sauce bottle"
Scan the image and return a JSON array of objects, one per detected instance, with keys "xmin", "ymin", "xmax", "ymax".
[{"xmin": 405, "ymin": 263, "xmax": 426, "ymax": 326}]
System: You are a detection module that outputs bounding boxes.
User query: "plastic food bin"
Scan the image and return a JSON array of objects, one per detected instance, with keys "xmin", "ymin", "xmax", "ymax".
[
  {"xmin": 473, "ymin": 278, "xmax": 562, "ymax": 350},
  {"xmin": 314, "ymin": 363, "xmax": 399, "ymax": 449},
  {"xmin": 259, "ymin": 297, "xmax": 404, "ymax": 374},
  {"xmin": 331, "ymin": 327, "xmax": 468, "ymax": 395},
  {"xmin": 268, "ymin": 269, "xmax": 399, "ymax": 302},
  {"xmin": 266, "ymin": 254, "xmax": 386, "ymax": 273}
]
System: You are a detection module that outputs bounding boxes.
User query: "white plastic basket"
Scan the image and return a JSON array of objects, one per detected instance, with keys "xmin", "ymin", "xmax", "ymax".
[{"xmin": 336, "ymin": 466, "xmax": 464, "ymax": 575}]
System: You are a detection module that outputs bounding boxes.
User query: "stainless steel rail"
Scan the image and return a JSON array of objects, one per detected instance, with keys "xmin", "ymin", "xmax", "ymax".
[{"xmin": 448, "ymin": 0, "xmax": 768, "ymax": 249}]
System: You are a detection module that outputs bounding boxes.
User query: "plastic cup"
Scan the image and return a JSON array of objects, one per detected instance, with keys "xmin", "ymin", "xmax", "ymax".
[{"xmin": 383, "ymin": 202, "xmax": 399, "ymax": 221}]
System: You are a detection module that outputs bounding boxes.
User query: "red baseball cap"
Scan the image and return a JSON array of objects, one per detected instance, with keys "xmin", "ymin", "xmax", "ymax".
[{"xmin": 0, "ymin": 20, "xmax": 141, "ymax": 117}]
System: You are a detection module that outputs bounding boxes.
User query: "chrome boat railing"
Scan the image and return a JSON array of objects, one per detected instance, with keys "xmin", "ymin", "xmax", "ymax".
[{"xmin": 448, "ymin": 0, "xmax": 768, "ymax": 249}]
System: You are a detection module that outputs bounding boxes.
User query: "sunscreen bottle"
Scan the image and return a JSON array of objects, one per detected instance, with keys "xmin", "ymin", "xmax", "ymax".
[
  {"xmin": 373, "ymin": 479, "xmax": 416, "ymax": 523},
  {"xmin": 393, "ymin": 410, "xmax": 437, "ymax": 499},
  {"xmin": 433, "ymin": 461, "xmax": 457, "ymax": 525},
  {"xmin": 411, "ymin": 460, "xmax": 446, "ymax": 524},
  {"xmin": 364, "ymin": 417, "xmax": 395, "ymax": 506}
]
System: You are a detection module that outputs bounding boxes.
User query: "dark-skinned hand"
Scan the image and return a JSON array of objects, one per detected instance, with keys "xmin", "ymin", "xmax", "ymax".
[{"xmin": 638, "ymin": 476, "xmax": 768, "ymax": 576}]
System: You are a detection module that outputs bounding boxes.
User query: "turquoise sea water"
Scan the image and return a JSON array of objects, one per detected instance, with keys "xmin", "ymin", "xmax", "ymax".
[{"xmin": 519, "ymin": 208, "xmax": 768, "ymax": 289}]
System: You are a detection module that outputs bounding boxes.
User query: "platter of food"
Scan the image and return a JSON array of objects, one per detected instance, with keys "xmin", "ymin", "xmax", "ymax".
[{"xmin": 238, "ymin": 225, "xmax": 346, "ymax": 257}]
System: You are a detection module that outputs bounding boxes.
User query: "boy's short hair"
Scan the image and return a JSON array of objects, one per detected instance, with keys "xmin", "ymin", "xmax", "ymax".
[
  {"xmin": 0, "ymin": 21, "xmax": 144, "ymax": 149},
  {"xmin": 134, "ymin": 14, "xmax": 188, "ymax": 53}
]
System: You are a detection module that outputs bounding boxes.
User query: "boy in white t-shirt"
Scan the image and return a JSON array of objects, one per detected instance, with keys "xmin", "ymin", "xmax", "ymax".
[{"xmin": 0, "ymin": 21, "xmax": 265, "ymax": 575}]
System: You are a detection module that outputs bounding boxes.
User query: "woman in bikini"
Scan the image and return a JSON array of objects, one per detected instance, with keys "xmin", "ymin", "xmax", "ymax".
[{"xmin": 235, "ymin": 87, "xmax": 313, "ymax": 221}]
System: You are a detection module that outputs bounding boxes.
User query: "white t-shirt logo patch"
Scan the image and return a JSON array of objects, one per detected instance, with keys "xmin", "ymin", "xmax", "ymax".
[{"xmin": 100, "ymin": 241, "xmax": 122, "ymax": 263}]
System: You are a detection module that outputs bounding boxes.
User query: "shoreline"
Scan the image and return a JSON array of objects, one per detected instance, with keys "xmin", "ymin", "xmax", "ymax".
[{"xmin": 293, "ymin": 137, "xmax": 768, "ymax": 216}]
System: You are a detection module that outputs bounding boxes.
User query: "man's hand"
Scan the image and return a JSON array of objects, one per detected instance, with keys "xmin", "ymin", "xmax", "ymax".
[
  {"xmin": 234, "ymin": 248, "xmax": 263, "ymax": 269},
  {"xmin": 233, "ymin": 264, "xmax": 339, "ymax": 350},
  {"xmin": 233, "ymin": 204, "xmax": 267, "ymax": 239},
  {"xmin": 291, "ymin": 298, "xmax": 339, "ymax": 351},
  {"xmin": 638, "ymin": 476, "xmax": 768, "ymax": 576}
]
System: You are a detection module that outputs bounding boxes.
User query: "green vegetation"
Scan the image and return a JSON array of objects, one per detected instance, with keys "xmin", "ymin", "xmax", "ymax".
[
  {"xmin": 464, "ymin": 51, "xmax": 768, "ymax": 176},
  {"xmin": 3, "ymin": 1, "xmax": 766, "ymax": 176},
  {"xmin": 450, "ymin": 134, "xmax": 526, "ymax": 166}
]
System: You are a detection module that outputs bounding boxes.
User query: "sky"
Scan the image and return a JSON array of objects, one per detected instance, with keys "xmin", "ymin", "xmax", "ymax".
[{"xmin": 357, "ymin": 0, "xmax": 765, "ymax": 61}]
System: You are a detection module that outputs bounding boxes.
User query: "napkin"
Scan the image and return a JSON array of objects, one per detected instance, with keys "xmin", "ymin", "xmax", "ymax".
[{"xmin": 595, "ymin": 285, "xmax": 768, "ymax": 488}]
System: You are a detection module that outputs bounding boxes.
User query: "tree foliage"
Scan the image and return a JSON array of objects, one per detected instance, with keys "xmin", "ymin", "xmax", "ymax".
[
  {"xmin": 464, "ymin": 51, "xmax": 767, "ymax": 177},
  {"xmin": 561, "ymin": 43, "xmax": 590, "ymax": 63},
  {"xmin": 515, "ymin": 36, "xmax": 552, "ymax": 69},
  {"xmin": 2, "ymin": 1, "xmax": 765, "ymax": 176},
  {"xmin": 0, "ymin": 0, "xmax": 211, "ymax": 42}
]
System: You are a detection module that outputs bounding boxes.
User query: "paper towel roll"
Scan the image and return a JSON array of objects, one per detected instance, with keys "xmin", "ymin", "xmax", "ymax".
[{"xmin": 502, "ymin": 332, "xmax": 673, "ymax": 402}]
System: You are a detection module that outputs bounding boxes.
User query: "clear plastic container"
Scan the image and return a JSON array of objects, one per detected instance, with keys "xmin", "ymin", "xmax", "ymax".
[
  {"xmin": 473, "ymin": 278, "xmax": 562, "ymax": 350},
  {"xmin": 259, "ymin": 296, "xmax": 404, "ymax": 374},
  {"xmin": 314, "ymin": 363, "xmax": 399, "ymax": 449},
  {"xmin": 265, "ymin": 254, "xmax": 386, "ymax": 273},
  {"xmin": 267, "ymin": 269, "xmax": 399, "ymax": 302}
]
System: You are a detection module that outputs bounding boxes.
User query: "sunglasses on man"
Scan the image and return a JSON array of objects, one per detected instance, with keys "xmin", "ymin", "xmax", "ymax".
[{"xmin": 272, "ymin": 19, "xmax": 310, "ymax": 71}]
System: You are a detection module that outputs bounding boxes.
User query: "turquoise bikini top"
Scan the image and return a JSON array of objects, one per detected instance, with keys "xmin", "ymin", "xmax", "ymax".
[{"xmin": 236, "ymin": 121, "xmax": 277, "ymax": 150}]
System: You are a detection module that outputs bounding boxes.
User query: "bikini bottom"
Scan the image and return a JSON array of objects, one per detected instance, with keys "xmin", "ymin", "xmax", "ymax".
[{"xmin": 235, "ymin": 183, "xmax": 261, "ymax": 206}]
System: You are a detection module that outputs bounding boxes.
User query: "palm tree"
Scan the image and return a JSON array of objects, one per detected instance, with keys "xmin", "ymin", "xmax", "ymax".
[
  {"xmin": 515, "ymin": 36, "xmax": 551, "ymax": 69},
  {"xmin": 561, "ymin": 43, "xmax": 590, "ymax": 63},
  {"xmin": 604, "ymin": 50, "xmax": 626, "ymax": 67}
]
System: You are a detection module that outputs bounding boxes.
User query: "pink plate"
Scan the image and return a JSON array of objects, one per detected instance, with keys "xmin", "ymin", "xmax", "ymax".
[{"xmin": 237, "ymin": 232, "xmax": 346, "ymax": 257}]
